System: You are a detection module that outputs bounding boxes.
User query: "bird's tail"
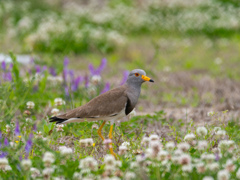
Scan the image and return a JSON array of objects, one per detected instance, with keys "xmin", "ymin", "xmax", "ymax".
[{"xmin": 49, "ymin": 116, "xmax": 67, "ymax": 124}]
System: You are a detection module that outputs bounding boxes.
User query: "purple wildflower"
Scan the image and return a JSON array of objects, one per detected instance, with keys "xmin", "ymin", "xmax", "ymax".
[
  {"xmin": 65, "ymin": 86, "xmax": 69, "ymax": 96},
  {"xmin": 63, "ymin": 69, "xmax": 68, "ymax": 82},
  {"xmin": 88, "ymin": 58, "xmax": 107, "ymax": 76},
  {"xmin": 0, "ymin": 131, "xmax": 2, "ymax": 139},
  {"xmin": 42, "ymin": 65, "xmax": 47, "ymax": 72},
  {"xmin": 120, "ymin": 71, "xmax": 129, "ymax": 85},
  {"xmin": 1, "ymin": 61, "xmax": 6, "ymax": 71},
  {"xmin": 4, "ymin": 138, "xmax": 9, "ymax": 146},
  {"xmin": 84, "ymin": 75, "xmax": 89, "ymax": 88},
  {"xmin": 101, "ymin": 82, "xmax": 110, "ymax": 94},
  {"xmin": 71, "ymin": 76, "xmax": 83, "ymax": 92},
  {"xmin": 215, "ymin": 153, "xmax": 220, "ymax": 161},
  {"xmin": 25, "ymin": 133, "xmax": 33, "ymax": 158},
  {"xmin": 15, "ymin": 121, "xmax": 20, "ymax": 136},
  {"xmin": 49, "ymin": 67, "xmax": 56, "ymax": 76},
  {"xmin": 33, "ymin": 124, "xmax": 37, "ymax": 132},
  {"xmin": 9, "ymin": 63, "xmax": 13, "ymax": 70},
  {"xmin": 35, "ymin": 65, "xmax": 41, "ymax": 73},
  {"xmin": 0, "ymin": 152, "xmax": 7, "ymax": 158},
  {"xmin": 68, "ymin": 70, "xmax": 74, "ymax": 81},
  {"xmin": 64, "ymin": 57, "xmax": 69, "ymax": 67}
]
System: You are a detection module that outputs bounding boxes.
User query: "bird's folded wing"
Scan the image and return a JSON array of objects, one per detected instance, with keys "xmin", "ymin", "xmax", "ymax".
[{"xmin": 57, "ymin": 86, "xmax": 128, "ymax": 119}]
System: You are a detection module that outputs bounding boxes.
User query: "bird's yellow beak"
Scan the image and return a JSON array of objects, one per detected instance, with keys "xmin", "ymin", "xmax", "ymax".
[{"xmin": 142, "ymin": 75, "xmax": 154, "ymax": 82}]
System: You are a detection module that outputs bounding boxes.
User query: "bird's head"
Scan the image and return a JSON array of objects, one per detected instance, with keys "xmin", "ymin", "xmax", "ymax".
[{"xmin": 126, "ymin": 69, "xmax": 154, "ymax": 86}]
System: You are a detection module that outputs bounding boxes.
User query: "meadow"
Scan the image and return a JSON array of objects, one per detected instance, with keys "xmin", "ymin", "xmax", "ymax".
[{"xmin": 1, "ymin": 0, "xmax": 240, "ymax": 180}]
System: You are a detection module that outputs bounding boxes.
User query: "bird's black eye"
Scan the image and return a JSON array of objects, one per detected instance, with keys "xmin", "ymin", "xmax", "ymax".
[{"xmin": 135, "ymin": 73, "xmax": 140, "ymax": 77}]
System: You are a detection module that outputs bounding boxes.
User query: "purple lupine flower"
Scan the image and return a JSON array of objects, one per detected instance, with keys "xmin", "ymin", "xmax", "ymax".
[
  {"xmin": 15, "ymin": 121, "xmax": 20, "ymax": 136},
  {"xmin": 68, "ymin": 70, "xmax": 74, "ymax": 82},
  {"xmin": 64, "ymin": 57, "xmax": 69, "ymax": 67},
  {"xmin": 88, "ymin": 58, "xmax": 107, "ymax": 76},
  {"xmin": 35, "ymin": 65, "xmax": 41, "ymax": 73},
  {"xmin": 71, "ymin": 76, "xmax": 83, "ymax": 92},
  {"xmin": 9, "ymin": 63, "xmax": 13, "ymax": 70},
  {"xmin": 96, "ymin": 58, "xmax": 107, "ymax": 75},
  {"xmin": 30, "ymin": 57, "xmax": 34, "ymax": 64},
  {"xmin": 1, "ymin": 61, "xmax": 6, "ymax": 71},
  {"xmin": 25, "ymin": 134, "xmax": 33, "ymax": 158},
  {"xmin": 4, "ymin": 138, "xmax": 9, "ymax": 146},
  {"xmin": 0, "ymin": 152, "xmax": 8, "ymax": 158},
  {"xmin": 84, "ymin": 75, "xmax": 89, "ymax": 88},
  {"xmin": 49, "ymin": 67, "xmax": 56, "ymax": 76},
  {"xmin": 65, "ymin": 86, "xmax": 69, "ymax": 96},
  {"xmin": 3, "ymin": 72, "xmax": 12, "ymax": 81},
  {"xmin": 0, "ymin": 131, "xmax": 2, "ymax": 139},
  {"xmin": 33, "ymin": 124, "xmax": 37, "ymax": 132},
  {"xmin": 42, "ymin": 65, "xmax": 47, "ymax": 72},
  {"xmin": 101, "ymin": 82, "xmax": 110, "ymax": 94},
  {"xmin": 120, "ymin": 71, "xmax": 129, "ymax": 85},
  {"xmin": 215, "ymin": 153, "xmax": 220, "ymax": 161},
  {"xmin": 63, "ymin": 69, "xmax": 68, "ymax": 82}
]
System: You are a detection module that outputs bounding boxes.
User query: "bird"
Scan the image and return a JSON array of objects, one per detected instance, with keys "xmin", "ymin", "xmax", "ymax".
[{"xmin": 50, "ymin": 69, "xmax": 154, "ymax": 157}]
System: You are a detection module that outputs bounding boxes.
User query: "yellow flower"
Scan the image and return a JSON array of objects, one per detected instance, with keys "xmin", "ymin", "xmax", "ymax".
[
  {"xmin": 92, "ymin": 143, "xmax": 96, "ymax": 147},
  {"xmin": 18, "ymin": 136, "xmax": 21, "ymax": 139},
  {"xmin": 15, "ymin": 141, "xmax": 19, "ymax": 143}
]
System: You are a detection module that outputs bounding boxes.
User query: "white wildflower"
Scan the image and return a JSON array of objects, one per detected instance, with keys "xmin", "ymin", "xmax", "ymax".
[
  {"xmin": 121, "ymin": 141, "xmax": 130, "ymax": 148},
  {"xmin": 215, "ymin": 57, "xmax": 222, "ymax": 65},
  {"xmin": 201, "ymin": 153, "xmax": 215, "ymax": 163},
  {"xmin": 27, "ymin": 101, "xmax": 35, "ymax": 109},
  {"xmin": 217, "ymin": 169, "xmax": 229, "ymax": 180},
  {"xmin": 179, "ymin": 154, "xmax": 191, "ymax": 165},
  {"xmin": 182, "ymin": 164, "xmax": 193, "ymax": 172},
  {"xmin": 54, "ymin": 98, "xmax": 65, "ymax": 106},
  {"xmin": 149, "ymin": 134, "xmax": 159, "ymax": 141},
  {"xmin": 236, "ymin": 168, "xmax": 240, "ymax": 179},
  {"xmin": 91, "ymin": 75, "xmax": 101, "ymax": 85},
  {"xmin": 21, "ymin": 159, "xmax": 32, "ymax": 171},
  {"xmin": 104, "ymin": 154, "xmax": 116, "ymax": 166},
  {"xmin": 196, "ymin": 127, "xmax": 208, "ymax": 137},
  {"xmin": 56, "ymin": 124, "xmax": 64, "ymax": 132},
  {"xmin": 213, "ymin": 127, "xmax": 221, "ymax": 132},
  {"xmin": 165, "ymin": 141, "xmax": 175, "ymax": 151},
  {"xmin": 6, "ymin": 124, "xmax": 11, "ymax": 133},
  {"xmin": 36, "ymin": 131, "xmax": 43, "ymax": 138},
  {"xmin": 30, "ymin": 167, "xmax": 41, "ymax": 178},
  {"xmin": 197, "ymin": 140, "xmax": 208, "ymax": 151},
  {"xmin": 119, "ymin": 145, "xmax": 128, "ymax": 155},
  {"xmin": 218, "ymin": 140, "xmax": 229, "ymax": 151},
  {"xmin": 43, "ymin": 151, "xmax": 55, "ymax": 167},
  {"xmin": 51, "ymin": 108, "xmax": 59, "ymax": 116},
  {"xmin": 158, "ymin": 150, "xmax": 169, "ymax": 161},
  {"xmin": 225, "ymin": 159, "xmax": 236, "ymax": 172},
  {"xmin": 207, "ymin": 162, "xmax": 219, "ymax": 171},
  {"xmin": 207, "ymin": 111, "xmax": 214, "ymax": 116},
  {"xmin": 215, "ymin": 130, "xmax": 226, "ymax": 139},
  {"xmin": 85, "ymin": 138, "xmax": 94, "ymax": 147},
  {"xmin": 203, "ymin": 176, "xmax": 214, "ymax": 180},
  {"xmin": 184, "ymin": 133, "xmax": 195, "ymax": 142},
  {"xmin": 91, "ymin": 124, "xmax": 99, "ymax": 129},
  {"xmin": 141, "ymin": 137, "xmax": 150, "ymax": 146},
  {"xmin": 73, "ymin": 172, "xmax": 81, "ymax": 180},
  {"xmin": 79, "ymin": 139, "xmax": 87, "ymax": 147},
  {"xmin": 174, "ymin": 149, "xmax": 183, "ymax": 156},
  {"xmin": 25, "ymin": 118, "xmax": 32, "ymax": 123},
  {"xmin": 125, "ymin": 171, "xmax": 136, "ymax": 180},
  {"xmin": 0, "ymin": 157, "xmax": 9, "ymax": 169},
  {"xmin": 196, "ymin": 162, "xmax": 205, "ymax": 173},
  {"xmin": 59, "ymin": 146, "xmax": 73, "ymax": 156},
  {"xmin": 79, "ymin": 157, "xmax": 98, "ymax": 171},
  {"xmin": 177, "ymin": 142, "xmax": 190, "ymax": 152},
  {"xmin": 42, "ymin": 167, "xmax": 54, "ymax": 177},
  {"xmin": 5, "ymin": 165, "xmax": 12, "ymax": 171}
]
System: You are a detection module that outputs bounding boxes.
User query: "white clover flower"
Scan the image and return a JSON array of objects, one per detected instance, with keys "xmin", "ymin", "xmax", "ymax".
[
  {"xmin": 225, "ymin": 159, "xmax": 236, "ymax": 172},
  {"xmin": 91, "ymin": 124, "xmax": 99, "ymax": 129},
  {"xmin": 196, "ymin": 127, "xmax": 208, "ymax": 137},
  {"xmin": 182, "ymin": 164, "xmax": 193, "ymax": 172},
  {"xmin": 213, "ymin": 127, "xmax": 221, "ymax": 132},
  {"xmin": 177, "ymin": 142, "xmax": 190, "ymax": 152},
  {"xmin": 217, "ymin": 169, "xmax": 229, "ymax": 180},
  {"xmin": 104, "ymin": 154, "xmax": 116, "ymax": 166},
  {"xmin": 30, "ymin": 167, "xmax": 41, "ymax": 178},
  {"xmin": 149, "ymin": 141, "xmax": 161, "ymax": 155},
  {"xmin": 203, "ymin": 176, "xmax": 214, "ymax": 180},
  {"xmin": 218, "ymin": 140, "xmax": 229, "ymax": 151},
  {"xmin": 119, "ymin": 145, "xmax": 128, "ymax": 155},
  {"xmin": 85, "ymin": 138, "xmax": 94, "ymax": 147},
  {"xmin": 36, "ymin": 131, "xmax": 43, "ymax": 138},
  {"xmin": 141, "ymin": 137, "xmax": 150, "ymax": 146},
  {"xmin": 79, "ymin": 139, "xmax": 87, "ymax": 147},
  {"xmin": 215, "ymin": 130, "xmax": 226, "ymax": 139},
  {"xmin": 184, "ymin": 133, "xmax": 196, "ymax": 142},
  {"xmin": 236, "ymin": 168, "xmax": 240, "ymax": 179},
  {"xmin": 5, "ymin": 165, "xmax": 12, "ymax": 171},
  {"xmin": 174, "ymin": 149, "xmax": 183, "ymax": 156},
  {"xmin": 201, "ymin": 153, "xmax": 215, "ymax": 163},
  {"xmin": 121, "ymin": 141, "xmax": 130, "ymax": 148},
  {"xmin": 27, "ymin": 101, "xmax": 35, "ymax": 109},
  {"xmin": 125, "ymin": 171, "xmax": 136, "ymax": 180},
  {"xmin": 21, "ymin": 159, "xmax": 32, "ymax": 171},
  {"xmin": 196, "ymin": 162, "xmax": 205, "ymax": 173},
  {"xmin": 54, "ymin": 98, "xmax": 65, "ymax": 106},
  {"xmin": 207, "ymin": 162, "xmax": 219, "ymax": 171},
  {"xmin": 73, "ymin": 172, "xmax": 81, "ymax": 180},
  {"xmin": 214, "ymin": 57, "xmax": 222, "ymax": 65},
  {"xmin": 165, "ymin": 141, "xmax": 175, "ymax": 151},
  {"xmin": 105, "ymin": 164, "xmax": 116, "ymax": 171},
  {"xmin": 59, "ymin": 146, "xmax": 73, "ymax": 156},
  {"xmin": 51, "ymin": 108, "xmax": 60, "ymax": 116},
  {"xmin": 42, "ymin": 167, "xmax": 54, "ymax": 177},
  {"xmin": 43, "ymin": 152, "xmax": 55, "ymax": 167},
  {"xmin": 56, "ymin": 124, "xmax": 64, "ymax": 132},
  {"xmin": 0, "ymin": 157, "xmax": 9, "ymax": 169},
  {"xmin": 172, "ymin": 156, "xmax": 180, "ymax": 164},
  {"xmin": 149, "ymin": 134, "xmax": 159, "ymax": 141},
  {"xmin": 91, "ymin": 75, "xmax": 101, "ymax": 85},
  {"xmin": 197, "ymin": 140, "xmax": 208, "ymax": 151},
  {"xmin": 6, "ymin": 124, "xmax": 11, "ymax": 133},
  {"xmin": 179, "ymin": 154, "xmax": 191, "ymax": 165},
  {"xmin": 116, "ymin": 160, "xmax": 122, "ymax": 167},
  {"xmin": 79, "ymin": 157, "xmax": 98, "ymax": 171},
  {"xmin": 158, "ymin": 150, "xmax": 169, "ymax": 161},
  {"xmin": 25, "ymin": 118, "xmax": 32, "ymax": 123},
  {"xmin": 130, "ymin": 162, "xmax": 139, "ymax": 169}
]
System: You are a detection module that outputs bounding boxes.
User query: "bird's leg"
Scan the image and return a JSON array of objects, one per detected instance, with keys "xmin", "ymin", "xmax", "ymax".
[
  {"xmin": 108, "ymin": 124, "xmax": 117, "ymax": 158},
  {"xmin": 97, "ymin": 121, "xmax": 106, "ymax": 141}
]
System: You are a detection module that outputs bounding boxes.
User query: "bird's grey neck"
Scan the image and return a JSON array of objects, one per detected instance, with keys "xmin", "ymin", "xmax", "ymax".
[{"xmin": 125, "ymin": 82, "xmax": 142, "ymax": 102}]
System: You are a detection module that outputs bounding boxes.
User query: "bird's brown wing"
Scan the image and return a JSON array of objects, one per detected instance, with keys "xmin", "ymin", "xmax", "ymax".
[{"xmin": 57, "ymin": 85, "xmax": 128, "ymax": 119}]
